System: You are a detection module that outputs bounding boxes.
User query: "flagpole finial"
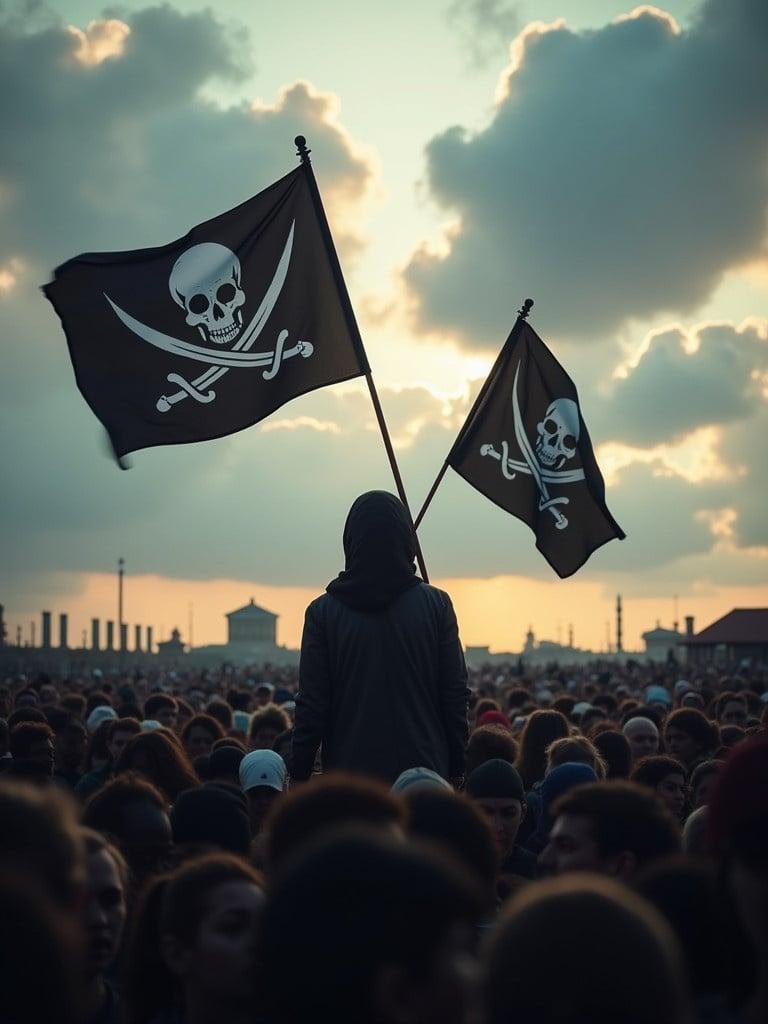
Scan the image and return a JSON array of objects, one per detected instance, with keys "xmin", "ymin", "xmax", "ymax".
[
  {"xmin": 295, "ymin": 136, "xmax": 311, "ymax": 163},
  {"xmin": 518, "ymin": 298, "xmax": 534, "ymax": 319}
]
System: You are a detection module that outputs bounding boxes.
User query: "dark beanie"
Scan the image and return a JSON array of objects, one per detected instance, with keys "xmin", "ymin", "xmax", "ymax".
[
  {"xmin": 466, "ymin": 759, "xmax": 525, "ymax": 801},
  {"xmin": 209, "ymin": 744, "xmax": 245, "ymax": 778},
  {"xmin": 171, "ymin": 787, "xmax": 250, "ymax": 855}
]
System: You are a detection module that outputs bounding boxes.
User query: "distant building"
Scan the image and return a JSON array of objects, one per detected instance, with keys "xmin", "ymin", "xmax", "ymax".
[
  {"xmin": 681, "ymin": 608, "xmax": 768, "ymax": 665},
  {"xmin": 642, "ymin": 622, "xmax": 684, "ymax": 663},
  {"xmin": 226, "ymin": 598, "xmax": 277, "ymax": 646},
  {"xmin": 157, "ymin": 628, "xmax": 185, "ymax": 659}
]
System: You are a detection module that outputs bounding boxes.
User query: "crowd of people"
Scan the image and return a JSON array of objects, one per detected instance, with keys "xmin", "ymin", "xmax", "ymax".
[{"xmin": 1, "ymin": 653, "xmax": 767, "ymax": 1024}]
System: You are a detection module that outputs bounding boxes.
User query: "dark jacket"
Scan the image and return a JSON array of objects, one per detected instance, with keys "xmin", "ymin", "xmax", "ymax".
[{"xmin": 291, "ymin": 582, "xmax": 469, "ymax": 784}]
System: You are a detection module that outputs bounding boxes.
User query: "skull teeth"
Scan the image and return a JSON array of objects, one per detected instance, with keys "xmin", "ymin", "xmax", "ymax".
[{"xmin": 208, "ymin": 323, "xmax": 240, "ymax": 345}]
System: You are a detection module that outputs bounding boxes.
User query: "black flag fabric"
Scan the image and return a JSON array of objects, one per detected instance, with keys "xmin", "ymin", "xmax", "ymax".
[
  {"xmin": 44, "ymin": 167, "xmax": 368, "ymax": 461},
  {"xmin": 448, "ymin": 321, "xmax": 625, "ymax": 577}
]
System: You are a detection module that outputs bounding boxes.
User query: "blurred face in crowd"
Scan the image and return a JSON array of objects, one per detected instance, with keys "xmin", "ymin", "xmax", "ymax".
[
  {"xmin": 664, "ymin": 727, "xmax": 700, "ymax": 767},
  {"xmin": 539, "ymin": 814, "xmax": 603, "ymax": 876},
  {"xmin": 475, "ymin": 797, "xmax": 525, "ymax": 860},
  {"xmin": 155, "ymin": 707, "xmax": 177, "ymax": 731},
  {"xmin": 655, "ymin": 772, "xmax": 686, "ymax": 820},
  {"xmin": 720, "ymin": 700, "xmax": 747, "ymax": 727},
  {"xmin": 166, "ymin": 881, "xmax": 263, "ymax": 1004},
  {"xmin": 185, "ymin": 726, "xmax": 216, "ymax": 760},
  {"xmin": 108, "ymin": 728, "xmax": 136, "ymax": 765},
  {"xmin": 56, "ymin": 724, "xmax": 87, "ymax": 771},
  {"xmin": 623, "ymin": 719, "xmax": 659, "ymax": 762},
  {"xmin": 693, "ymin": 773, "xmax": 717, "ymax": 809},
  {"xmin": 120, "ymin": 800, "xmax": 172, "ymax": 883},
  {"xmin": 83, "ymin": 849, "xmax": 127, "ymax": 978},
  {"xmin": 250, "ymin": 726, "xmax": 281, "ymax": 750}
]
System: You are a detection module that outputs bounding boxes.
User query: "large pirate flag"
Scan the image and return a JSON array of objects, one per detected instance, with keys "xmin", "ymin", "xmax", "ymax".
[
  {"xmin": 44, "ymin": 165, "xmax": 368, "ymax": 462},
  {"xmin": 446, "ymin": 314, "xmax": 625, "ymax": 577}
]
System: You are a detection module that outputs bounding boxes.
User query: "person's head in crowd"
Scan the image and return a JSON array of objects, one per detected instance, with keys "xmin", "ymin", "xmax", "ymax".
[
  {"xmin": 116, "ymin": 730, "xmax": 199, "ymax": 802},
  {"xmin": 260, "ymin": 829, "xmax": 483, "ymax": 1024},
  {"xmin": 207, "ymin": 743, "xmax": 245, "ymax": 786},
  {"xmin": 181, "ymin": 713, "xmax": 225, "ymax": 761},
  {"xmin": 635, "ymin": 857, "xmax": 732, "ymax": 1005},
  {"xmin": 255, "ymin": 682, "xmax": 275, "ymax": 707},
  {"xmin": 708, "ymin": 735, "xmax": 768, "ymax": 1024},
  {"xmin": 83, "ymin": 717, "xmax": 114, "ymax": 773},
  {"xmin": 515, "ymin": 709, "xmax": 570, "ymax": 790},
  {"xmin": 79, "ymin": 829, "xmax": 128, "ymax": 1019},
  {"xmin": 631, "ymin": 755, "xmax": 688, "ymax": 821},
  {"xmin": 249, "ymin": 703, "xmax": 291, "ymax": 750},
  {"xmin": 714, "ymin": 691, "xmax": 748, "ymax": 728},
  {"xmin": 682, "ymin": 690, "xmax": 706, "ymax": 710},
  {"xmin": 14, "ymin": 687, "xmax": 39, "ymax": 708},
  {"xmin": 7, "ymin": 705, "xmax": 47, "ymax": 730},
  {"xmin": 116, "ymin": 700, "xmax": 143, "ymax": 721},
  {"xmin": 405, "ymin": 787, "xmax": 499, "ymax": 911},
  {"xmin": 107, "ymin": 716, "xmax": 142, "ymax": 765},
  {"xmin": 551, "ymin": 695, "xmax": 576, "ymax": 718},
  {"xmin": 539, "ymin": 781, "xmax": 681, "ymax": 880},
  {"xmin": 485, "ymin": 874, "xmax": 689, "ymax": 1024},
  {"xmin": 61, "ymin": 692, "xmax": 87, "ymax": 720},
  {"xmin": 175, "ymin": 697, "xmax": 194, "ymax": 730},
  {"xmin": 85, "ymin": 691, "xmax": 112, "ymax": 717},
  {"xmin": 465, "ymin": 725, "xmax": 517, "ymax": 776},
  {"xmin": 52, "ymin": 715, "xmax": 87, "ymax": 780},
  {"xmin": 623, "ymin": 715, "xmax": 660, "ymax": 763},
  {"xmin": 664, "ymin": 708, "xmax": 718, "ymax": 770},
  {"xmin": 272, "ymin": 727, "xmax": 294, "ymax": 766},
  {"xmin": 86, "ymin": 704, "xmax": 117, "ymax": 736},
  {"xmin": 718, "ymin": 724, "xmax": 746, "ymax": 751},
  {"xmin": 9, "ymin": 721, "xmax": 55, "ymax": 776},
  {"xmin": 391, "ymin": 766, "xmax": 451, "ymax": 794},
  {"xmin": 690, "ymin": 759, "xmax": 722, "ymax": 809},
  {"xmin": 239, "ymin": 748, "xmax": 287, "ymax": 835},
  {"xmin": 143, "ymin": 694, "xmax": 178, "ymax": 731},
  {"xmin": 0, "ymin": 874, "xmax": 85, "ymax": 1024},
  {"xmin": 682, "ymin": 805, "xmax": 710, "ymax": 858},
  {"xmin": 0, "ymin": 781, "xmax": 86, "ymax": 912},
  {"xmin": 83, "ymin": 772, "xmax": 172, "ymax": 891},
  {"xmin": 527, "ymin": 762, "xmax": 598, "ymax": 852},
  {"xmin": 170, "ymin": 786, "xmax": 251, "ymax": 856},
  {"xmin": 581, "ymin": 706, "xmax": 607, "ymax": 734},
  {"xmin": 474, "ymin": 697, "xmax": 501, "ymax": 723},
  {"xmin": 592, "ymin": 729, "xmax": 633, "ymax": 779},
  {"xmin": 205, "ymin": 699, "xmax": 233, "ymax": 732},
  {"xmin": 124, "ymin": 853, "xmax": 264, "ymax": 1024},
  {"xmin": 39, "ymin": 682, "xmax": 59, "ymax": 705},
  {"xmin": 476, "ymin": 709, "xmax": 512, "ymax": 731},
  {"xmin": 465, "ymin": 759, "xmax": 527, "ymax": 863},
  {"xmin": 593, "ymin": 693, "xmax": 618, "ymax": 718},
  {"xmin": 265, "ymin": 773, "xmax": 405, "ymax": 876},
  {"xmin": 546, "ymin": 735, "xmax": 607, "ymax": 779}
]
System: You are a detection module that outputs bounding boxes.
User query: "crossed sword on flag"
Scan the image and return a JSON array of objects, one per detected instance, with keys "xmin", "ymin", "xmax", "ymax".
[
  {"xmin": 480, "ymin": 364, "xmax": 584, "ymax": 530},
  {"xmin": 105, "ymin": 224, "xmax": 313, "ymax": 413}
]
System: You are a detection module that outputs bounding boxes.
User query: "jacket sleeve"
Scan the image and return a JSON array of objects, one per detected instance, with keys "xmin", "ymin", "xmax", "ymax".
[
  {"xmin": 438, "ymin": 592, "xmax": 469, "ymax": 778},
  {"xmin": 291, "ymin": 599, "xmax": 331, "ymax": 781}
]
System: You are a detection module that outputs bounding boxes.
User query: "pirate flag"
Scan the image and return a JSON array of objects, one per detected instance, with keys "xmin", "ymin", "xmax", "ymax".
[
  {"xmin": 44, "ymin": 166, "xmax": 368, "ymax": 462},
  {"xmin": 447, "ymin": 318, "xmax": 625, "ymax": 577}
]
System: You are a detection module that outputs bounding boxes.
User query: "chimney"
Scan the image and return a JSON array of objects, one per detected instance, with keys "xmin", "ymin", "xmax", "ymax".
[
  {"xmin": 106, "ymin": 620, "xmax": 114, "ymax": 651},
  {"xmin": 91, "ymin": 618, "xmax": 100, "ymax": 652},
  {"xmin": 685, "ymin": 616, "xmax": 695, "ymax": 638},
  {"xmin": 42, "ymin": 610, "xmax": 52, "ymax": 648},
  {"xmin": 59, "ymin": 613, "xmax": 68, "ymax": 649},
  {"xmin": 134, "ymin": 624, "xmax": 142, "ymax": 652},
  {"xmin": 0, "ymin": 604, "xmax": 6, "ymax": 646},
  {"xmin": 146, "ymin": 625, "xmax": 153, "ymax": 654},
  {"xmin": 120, "ymin": 624, "xmax": 128, "ymax": 652},
  {"xmin": 616, "ymin": 595, "xmax": 623, "ymax": 654}
]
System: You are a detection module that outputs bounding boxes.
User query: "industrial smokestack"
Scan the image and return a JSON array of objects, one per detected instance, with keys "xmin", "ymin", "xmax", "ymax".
[
  {"xmin": 616, "ymin": 595, "xmax": 623, "ymax": 654},
  {"xmin": 91, "ymin": 618, "xmax": 100, "ymax": 652},
  {"xmin": 42, "ymin": 611, "xmax": 52, "ymax": 649},
  {"xmin": 146, "ymin": 625, "xmax": 153, "ymax": 653},
  {"xmin": 685, "ymin": 615, "xmax": 695, "ymax": 638},
  {"xmin": 59, "ymin": 613, "xmax": 68, "ymax": 649},
  {"xmin": 120, "ymin": 624, "xmax": 128, "ymax": 652},
  {"xmin": 134, "ymin": 624, "xmax": 142, "ymax": 652},
  {"xmin": 106, "ymin": 621, "xmax": 114, "ymax": 650}
]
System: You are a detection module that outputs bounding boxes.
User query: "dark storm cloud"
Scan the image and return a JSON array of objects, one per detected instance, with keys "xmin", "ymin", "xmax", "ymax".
[{"xmin": 405, "ymin": 0, "xmax": 768, "ymax": 347}]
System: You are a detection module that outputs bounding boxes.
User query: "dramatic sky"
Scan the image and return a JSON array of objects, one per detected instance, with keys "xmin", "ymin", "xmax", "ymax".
[{"xmin": 1, "ymin": 0, "xmax": 767, "ymax": 654}]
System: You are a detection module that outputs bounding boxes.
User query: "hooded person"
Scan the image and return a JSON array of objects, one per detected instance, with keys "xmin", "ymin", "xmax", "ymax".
[{"xmin": 291, "ymin": 491, "xmax": 469, "ymax": 785}]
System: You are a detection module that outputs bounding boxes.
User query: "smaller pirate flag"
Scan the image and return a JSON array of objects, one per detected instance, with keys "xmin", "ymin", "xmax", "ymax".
[
  {"xmin": 446, "ymin": 314, "xmax": 624, "ymax": 577},
  {"xmin": 44, "ymin": 166, "xmax": 368, "ymax": 462}
]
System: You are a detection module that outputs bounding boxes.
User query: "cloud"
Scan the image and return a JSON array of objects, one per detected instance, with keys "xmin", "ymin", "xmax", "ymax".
[
  {"xmin": 404, "ymin": 0, "xmax": 768, "ymax": 348},
  {"xmin": 446, "ymin": 0, "xmax": 522, "ymax": 68}
]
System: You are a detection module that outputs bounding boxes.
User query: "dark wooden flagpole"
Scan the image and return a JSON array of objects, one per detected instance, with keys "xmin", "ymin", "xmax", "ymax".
[
  {"xmin": 295, "ymin": 135, "xmax": 430, "ymax": 583},
  {"xmin": 413, "ymin": 298, "xmax": 534, "ymax": 530}
]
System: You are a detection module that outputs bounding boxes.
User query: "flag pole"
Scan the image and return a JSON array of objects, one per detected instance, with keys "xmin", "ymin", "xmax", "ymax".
[
  {"xmin": 414, "ymin": 298, "xmax": 533, "ymax": 529},
  {"xmin": 294, "ymin": 136, "xmax": 430, "ymax": 582}
]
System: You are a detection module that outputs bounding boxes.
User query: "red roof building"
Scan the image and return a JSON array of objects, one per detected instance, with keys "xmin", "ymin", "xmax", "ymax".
[{"xmin": 681, "ymin": 609, "xmax": 768, "ymax": 665}]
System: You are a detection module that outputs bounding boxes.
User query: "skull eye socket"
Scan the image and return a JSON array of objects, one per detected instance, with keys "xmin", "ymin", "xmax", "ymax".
[
  {"xmin": 544, "ymin": 419, "xmax": 558, "ymax": 434},
  {"xmin": 216, "ymin": 282, "xmax": 237, "ymax": 304},
  {"xmin": 563, "ymin": 435, "xmax": 577, "ymax": 451},
  {"xmin": 188, "ymin": 293, "xmax": 209, "ymax": 315}
]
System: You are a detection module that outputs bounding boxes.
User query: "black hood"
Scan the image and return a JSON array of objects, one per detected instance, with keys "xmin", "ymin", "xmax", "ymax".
[{"xmin": 326, "ymin": 491, "xmax": 422, "ymax": 611}]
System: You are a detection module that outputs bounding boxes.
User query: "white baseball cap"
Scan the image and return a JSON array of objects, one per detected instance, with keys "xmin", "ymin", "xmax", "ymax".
[
  {"xmin": 391, "ymin": 767, "xmax": 451, "ymax": 794},
  {"xmin": 239, "ymin": 749, "xmax": 287, "ymax": 793}
]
